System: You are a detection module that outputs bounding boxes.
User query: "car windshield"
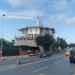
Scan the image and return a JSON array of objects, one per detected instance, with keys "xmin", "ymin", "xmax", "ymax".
[{"xmin": 70, "ymin": 50, "xmax": 75, "ymax": 55}]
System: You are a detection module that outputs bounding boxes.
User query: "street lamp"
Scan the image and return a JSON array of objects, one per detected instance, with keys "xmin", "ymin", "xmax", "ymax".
[{"xmin": 0, "ymin": 14, "xmax": 5, "ymax": 59}]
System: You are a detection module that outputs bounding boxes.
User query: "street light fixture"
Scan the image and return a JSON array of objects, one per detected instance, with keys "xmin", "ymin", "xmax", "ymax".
[{"xmin": 0, "ymin": 14, "xmax": 5, "ymax": 59}]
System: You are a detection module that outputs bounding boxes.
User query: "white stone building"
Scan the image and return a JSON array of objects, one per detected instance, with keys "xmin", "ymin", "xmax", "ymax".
[{"xmin": 15, "ymin": 18, "xmax": 55, "ymax": 47}]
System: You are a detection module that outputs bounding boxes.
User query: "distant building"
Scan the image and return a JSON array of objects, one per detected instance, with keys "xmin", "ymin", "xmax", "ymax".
[{"xmin": 15, "ymin": 18, "xmax": 55, "ymax": 47}]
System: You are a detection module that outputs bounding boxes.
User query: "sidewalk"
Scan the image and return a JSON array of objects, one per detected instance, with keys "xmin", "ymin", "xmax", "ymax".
[{"xmin": 2, "ymin": 55, "xmax": 29, "ymax": 60}]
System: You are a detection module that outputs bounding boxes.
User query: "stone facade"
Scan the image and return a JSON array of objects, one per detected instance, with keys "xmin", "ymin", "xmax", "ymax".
[{"xmin": 15, "ymin": 18, "xmax": 55, "ymax": 47}]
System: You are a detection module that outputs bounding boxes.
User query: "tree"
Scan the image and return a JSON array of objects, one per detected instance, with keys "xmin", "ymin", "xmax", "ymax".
[
  {"xmin": 0, "ymin": 38, "xmax": 14, "ymax": 47},
  {"xmin": 56, "ymin": 37, "xmax": 68, "ymax": 49},
  {"xmin": 52, "ymin": 39, "xmax": 59, "ymax": 51},
  {"xmin": 51, "ymin": 37, "xmax": 68, "ymax": 52},
  {"xmin": 35, "ymin": 34, "xmax": 54, "ymax": 52},
  {"xmin": 68, "ymin": 43, "xmax": 75, "ymax": 48}
]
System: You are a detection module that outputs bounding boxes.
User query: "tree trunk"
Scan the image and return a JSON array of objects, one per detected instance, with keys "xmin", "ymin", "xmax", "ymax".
[
  {"xmin": 39, "ymin": 46, "xmax": 44, "ymax": 53},
  {"xmin": 49, "ymin": 45, "xmax": 52, "ymax": 55}
]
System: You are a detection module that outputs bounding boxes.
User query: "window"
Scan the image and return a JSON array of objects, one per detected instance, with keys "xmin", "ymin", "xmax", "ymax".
[
  {"xmin": 34, "ymin": 34, "xmax": 38, "ymax": 37},
  {"xmin": 29, "ymin": 34, "xmax": 33, "ymax": 37}
]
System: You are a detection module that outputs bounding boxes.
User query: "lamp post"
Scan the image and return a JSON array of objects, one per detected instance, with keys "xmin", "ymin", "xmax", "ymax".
[{"xmin": 0, "ymin": 14, "xmax": 5, "ymax": 59}]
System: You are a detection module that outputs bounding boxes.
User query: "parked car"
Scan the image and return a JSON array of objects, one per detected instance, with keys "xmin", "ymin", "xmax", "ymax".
[
  {"xmin": 69, "ymin": 50, "xmax": 75, "ymax": 63},
  {"xmin": 40, "ymin": 51, "xmax": 50, "ymax": 58},
  {"xmin": 65, "ymin": 50, "xmax": 70, "ymax": 56}
]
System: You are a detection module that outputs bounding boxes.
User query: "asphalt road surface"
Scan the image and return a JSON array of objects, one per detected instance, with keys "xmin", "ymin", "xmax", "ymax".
[{"xmin": 0, "ymin": 53, "xmax": 75, "ymax": 75}]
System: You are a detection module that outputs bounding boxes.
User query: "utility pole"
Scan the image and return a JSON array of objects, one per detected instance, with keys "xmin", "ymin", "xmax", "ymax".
[{"xmin": 0, "ymin": 14, "xmax": 5, "ymax": 59}]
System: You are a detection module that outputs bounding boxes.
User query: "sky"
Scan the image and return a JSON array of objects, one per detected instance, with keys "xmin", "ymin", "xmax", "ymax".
[{"xmin": 0, "ymin": 0, "xmax": 75, "ymax": 44}]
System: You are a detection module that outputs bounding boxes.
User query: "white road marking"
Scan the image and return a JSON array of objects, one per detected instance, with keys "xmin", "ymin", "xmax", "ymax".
[
  {"xmin": 33, "ymin": 66, "xmax": 48, "ymax": 72},
  {"xmin": 0, "ymin": 55, "xmax": 64, "ymax": 71}
]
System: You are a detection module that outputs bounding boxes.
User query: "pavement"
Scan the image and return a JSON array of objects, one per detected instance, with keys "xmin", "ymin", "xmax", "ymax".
[{"xmin": 0, "ymin": 52, "xmax": 75, "ymax": 75}]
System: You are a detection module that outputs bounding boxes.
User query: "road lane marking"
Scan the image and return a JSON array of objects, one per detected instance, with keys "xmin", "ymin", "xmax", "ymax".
[
  {"xmin": 0, "ymin": 55, "xmax": 64, "ymax": 71},
  {"xmin": 33, "ymin": 66, "xmax": 48, "ymax": 72}
]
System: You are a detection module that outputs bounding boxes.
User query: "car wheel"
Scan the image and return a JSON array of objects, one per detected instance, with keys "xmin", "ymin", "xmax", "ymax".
[{"xmin": 40, "ymin": 56, "xmax": 41, "ymax": 58}]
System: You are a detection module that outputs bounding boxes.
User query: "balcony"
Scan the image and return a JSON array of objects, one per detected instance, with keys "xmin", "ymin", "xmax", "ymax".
[{"xmin": 15, "ymin": 36, "xmax": 35, "ymax": 40}]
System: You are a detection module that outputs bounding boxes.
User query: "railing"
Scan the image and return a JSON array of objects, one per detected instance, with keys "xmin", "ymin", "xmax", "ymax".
[{"xmin": 15, "ymin": 36, "xmax": 35, "ymax": 40}]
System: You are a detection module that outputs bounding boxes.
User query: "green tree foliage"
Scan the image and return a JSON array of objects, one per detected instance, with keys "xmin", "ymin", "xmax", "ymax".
[
  {"xmin": 35, "ymin": 34, "xmax": 68, "ymax": 52},
  {"xmin": 56, "ymin": 37, "xmax": 68, "ymax": 49},
  {"xmin": 0, "ymin": 39, "xmax": 14, "ymax": 47},
  {"xmin": 68, "ymin": 43, "xmax": 75, "ymax": 48},
  {"xmin": 52, "ymin": 39, "xmax": 59, "ymax": 50},
  {"xmin": 35, "ymin": 34, "xmax": 54, "ymax": 51}
]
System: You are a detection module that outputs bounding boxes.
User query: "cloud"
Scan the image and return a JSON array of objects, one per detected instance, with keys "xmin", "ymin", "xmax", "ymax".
[
  {"xmin": 45, "ymin": 13, "xmax": 68, "ymax": 25},
  {"xmin": 55, "ymin": 0, "xmax": 67, "ymax": 9},
  {"xmin": 5, "ymin": 0, "xmax": 68, "ymax": 10},
  {"xmin": 6, "ymin": 0, "xmax": 21, "ymax": 7},
  {"xmin": 72, "ymin": 0, "xmax": 75, "ymax": 3},
  {"xmin": 6, "ymin": 15, "xmax": 33, "ymax": 19},
  {"xmin": 0, "ymin": 9, "xmax": 6, "ymax": 15},
  {"xmin": 1, "ymin": 0, "xmax": 74, "ymax": 25},
  {"xmin": 44, "ymin": 0, "xmax": 68, "ymax": 10},
  {"xmin": 6, "ymin": 0, "xmax": 47, "ymax": 9},
  {"xmin": 0, "ymin": 9, "xmax": 44, "ymax": 20},
  {"xmin": 46, "ymin": 12, "xmax": 75, "ymax": 26},
  {"xmin": 63, "ymin": 16, "xmax": 75, "ymax": 25}
]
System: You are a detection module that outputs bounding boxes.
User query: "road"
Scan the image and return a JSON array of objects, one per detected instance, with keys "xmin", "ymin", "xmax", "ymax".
[{"xmin": 0, "ymin": 52, "xmax": 75, "ymax": 75}]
